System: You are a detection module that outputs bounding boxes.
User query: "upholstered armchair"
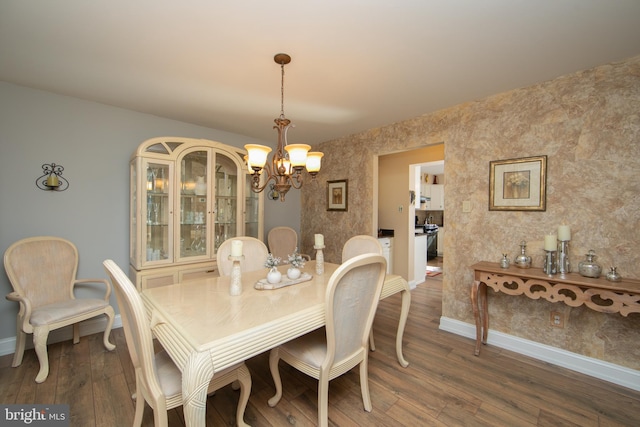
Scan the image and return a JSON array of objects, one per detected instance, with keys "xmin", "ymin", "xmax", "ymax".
[{"xmin": 4, "ymin": 236, "xmax": 115, "ymax": 383}]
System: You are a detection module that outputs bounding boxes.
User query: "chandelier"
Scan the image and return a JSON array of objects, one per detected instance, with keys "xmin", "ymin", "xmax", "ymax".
[{"xmin": 245, "ymin": 53, "xmax": 323, "ymax": 201}]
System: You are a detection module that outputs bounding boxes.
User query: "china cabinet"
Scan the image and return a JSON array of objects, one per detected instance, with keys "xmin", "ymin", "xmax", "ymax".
[{"xmin": 129, "ymin": 137, "xmax": 263, "ymax": 290}]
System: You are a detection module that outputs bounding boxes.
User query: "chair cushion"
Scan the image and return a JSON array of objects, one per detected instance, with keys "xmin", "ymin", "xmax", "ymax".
[
  {"xmin": 155, "ymin": 350, "xmax": 247, "ymax": 398},
  {"xmin": 155, "ymin": 350, "xmax": 183, "ymax": 397},
  {"xmin": 29, "ymin": 298, "xmax": 110, "ymax": 326},
  {"xmin": 281, "ymin": 328, "xmax": 327, "ymax": 368}
]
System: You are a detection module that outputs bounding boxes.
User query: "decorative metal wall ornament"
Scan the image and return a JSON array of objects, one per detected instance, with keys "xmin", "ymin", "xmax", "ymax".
[
  {"xmin": 267, "ymin": 183, "xmax": 280, "ymax": 200},
  {"xmin": 36, "ymin": 163, "xmax": 69, "ymax": 191}
]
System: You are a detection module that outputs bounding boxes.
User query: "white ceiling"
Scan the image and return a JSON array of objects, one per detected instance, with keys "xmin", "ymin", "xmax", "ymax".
[{"xmin": 2, "ymin": 1, "xmax": 639, "ymax": 146}]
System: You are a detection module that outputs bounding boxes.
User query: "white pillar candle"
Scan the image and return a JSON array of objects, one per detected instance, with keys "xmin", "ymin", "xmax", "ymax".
[
  {"xmin": 558, "ymin": 225, "xmax": 571, "ymax": 241},
  {"xmin": 314, "ymin": 234, "xmax": 324, "ymax": 246},
  {"xmin": 231, "ymin": 239, "xmax": 243, "ymax": 257},
  {"xmin": 544, "ymin": 234, "xmax": 557, "ymax": 251}
]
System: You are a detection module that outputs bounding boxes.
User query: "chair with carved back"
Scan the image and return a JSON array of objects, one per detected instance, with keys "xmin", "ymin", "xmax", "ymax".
[
  {"xmin": 103, "ymin": 260, "xmax": 251, "ymax": 427},
  {"xmin": 267, "ymin": 226, "xmax": 310, "ymax": 263},
  {"xmin": 267, "ymin": 253, "xmax": 387, "ymax": 427},
  {"xmin": 4, "ymin": 236, "xmax": 116, "ymax": 383},
  {"xmin": 217, "ymin": 236, "xmax": 269, "ymax": 276},
  {"xmin": 341, "ymin": 234, "xmax": 385, "ymax": 351}
]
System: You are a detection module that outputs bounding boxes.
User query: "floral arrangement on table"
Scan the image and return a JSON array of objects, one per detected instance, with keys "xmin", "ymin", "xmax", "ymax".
[
  {"xmin": 265, "ymin": 253, "xmax": 281, "ymax": 270},
  {"xmin": 265, "ymin": 253, "xmax": 282, "ymax": 284},
  {"xmin": 287, "ymin": 248, "xmax": 306, "ymax": 269},
  {"xmin": 286, "ymin": 248, "xmax": 305, "ymax": 280}
]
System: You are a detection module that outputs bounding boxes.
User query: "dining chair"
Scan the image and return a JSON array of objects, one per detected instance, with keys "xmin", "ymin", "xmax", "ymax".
[
  {"xmin": 267, "ymin": 253, "xmax": 387, "ymax": 427},
  {"xmin": 341, "ymin": 234, "xmax": 384, "ymax": 351},
  {"xmin": 217, "ymin": 236, "xmax": 269, "ymax": 276},
  {"xmin": 341, "ymin": 235, "xmax": 383, "ymax": 263},
  {"xmin": 4, "ymin": 236, "xmax": 116, "ymax": 383},
  {"xmin": 103, "ymin": 260, "xmax": 251, "ymax": 427},
  {"xmin": 266, "ymin": 226, "xmax": 311, "ymax": 263}
]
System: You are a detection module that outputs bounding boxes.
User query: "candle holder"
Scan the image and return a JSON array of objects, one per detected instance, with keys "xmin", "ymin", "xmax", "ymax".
[
  {"xmin": 543, "ymin": 250, "xmax": 557, "ymax": 275},
  {"xmin": 314, "ymin": 245, "xmax": 325, "ymax": 275},
  {"xmin": 36, "ymin": 163, "xmax": 69, "ymax": 192},
  {"xmin": 228, "ymin": 255, "xmax": 244, "ymax": 296},
  {"xmin": 557, "ymin": 240, "xmax": 570, "ymax": 276}
]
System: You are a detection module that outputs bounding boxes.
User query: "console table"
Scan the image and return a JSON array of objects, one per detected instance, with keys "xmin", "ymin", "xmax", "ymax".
[{"xmin": 470, "ymin": 261, "xmax": 640, "ymax": 356}]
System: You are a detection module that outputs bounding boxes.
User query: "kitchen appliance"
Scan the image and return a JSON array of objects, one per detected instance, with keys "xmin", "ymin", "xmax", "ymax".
[
  {"xmin": 424, "ymin": 224, "xmax": 438, "ymax": 260},
  {"xmin": 378, "ymin": 237, "xmax": 393, "ymax": 274}
]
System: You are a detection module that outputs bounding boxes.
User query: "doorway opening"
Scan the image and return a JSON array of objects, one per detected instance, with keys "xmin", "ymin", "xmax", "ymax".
[
  {"xmin": 376, "ymin": 143, "xmax": 444, "ymax": 287},
  {"xmin": 413, "ymin": 160, "xmax": 444, "ymax": 275}
]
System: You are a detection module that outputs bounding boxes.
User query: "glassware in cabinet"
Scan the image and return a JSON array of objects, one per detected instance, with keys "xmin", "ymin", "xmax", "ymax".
[
  {"xmin": 214, "ymin": 153, "xmax": 240, "ymax": 249},
  {"xmin": 142, "ymin": 160, "xmax": 173, "ymax": 265},
  {"xmin": 178, "ymin": 150, "xmax": 209, "ymax": 260}
]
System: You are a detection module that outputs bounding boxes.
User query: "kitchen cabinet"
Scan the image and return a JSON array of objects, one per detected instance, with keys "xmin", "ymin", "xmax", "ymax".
[
  {"xmin": 378, "ymin": 237, "xmax": 394, "ymax": 274},
  {"xmin": 414, "ymin": 234, "xmax": 427, "ymax": 282},
  {"xmin": 424, "ymin": 184, "xmax": 444, "ymax": 210},
  {"xmin": 130, "ymin": 137, "xmax": 263, "ymax": 290}
]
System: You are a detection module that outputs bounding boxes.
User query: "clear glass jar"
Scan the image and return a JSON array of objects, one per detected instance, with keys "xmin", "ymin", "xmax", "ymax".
[{"xmin": 578, "ymin": 250, "xmax": 602, "ymax": 278}]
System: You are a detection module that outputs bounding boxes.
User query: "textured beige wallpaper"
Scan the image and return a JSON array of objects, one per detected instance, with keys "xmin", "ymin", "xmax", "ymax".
[{"xmin": 301, "ymin": 55, "xmax": 640, "ymax": 370}]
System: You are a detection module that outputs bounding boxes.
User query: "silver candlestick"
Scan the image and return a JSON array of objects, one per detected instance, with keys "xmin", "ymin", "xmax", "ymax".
[
  {"xmin": 314, "ymin": 245, "xmax": 325, "ymax": 275},
  {"xmin": 228, "ymin": 255, "xmax": 244, "ymax": 296},
  {"xmin": 543, "ymin": 250, "xmax": 557, "ymax": 275},
  {"xmin": 557, "ymin": 240, "xmax": 570, "ymax": 276}
]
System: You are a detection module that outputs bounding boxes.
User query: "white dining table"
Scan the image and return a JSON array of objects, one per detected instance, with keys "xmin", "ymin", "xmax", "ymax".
[{"xmin": 141, "ymin": 260, "xmax": 411, "ymax": 427}]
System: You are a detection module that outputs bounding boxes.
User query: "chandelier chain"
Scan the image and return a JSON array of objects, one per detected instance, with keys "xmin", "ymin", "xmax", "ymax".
[{"xmin": 280, "ymin": 62, "xmax": 286, "ymax": 119}]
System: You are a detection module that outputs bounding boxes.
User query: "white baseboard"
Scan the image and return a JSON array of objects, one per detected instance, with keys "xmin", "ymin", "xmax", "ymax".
[
  {"xmin": 439, "ymin": 316, "xmax": 640, "ymax": 392},
  {"xmin": 0, "ymin": 315, "xmax": 122, "ymax": 357}
]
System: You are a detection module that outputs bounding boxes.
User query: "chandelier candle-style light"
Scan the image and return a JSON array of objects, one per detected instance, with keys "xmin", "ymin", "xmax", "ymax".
[{"xmin": 245, "ymin": 53, "xmax": 323, "ymax": 201}]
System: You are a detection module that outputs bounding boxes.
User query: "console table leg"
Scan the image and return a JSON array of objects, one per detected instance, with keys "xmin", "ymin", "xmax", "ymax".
[
  {"xmin": 471, "ymin": 280, "xmax": 483, "ymax": 355},
  {"xmin": 480, "ymin": 283, "xmax": 488, "ymax": 345}
]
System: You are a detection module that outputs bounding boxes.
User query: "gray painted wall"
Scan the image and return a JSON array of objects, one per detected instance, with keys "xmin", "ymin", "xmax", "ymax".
[{"xmin": 0, "ymin": 82, "xmax": 301, "ymax": 345}]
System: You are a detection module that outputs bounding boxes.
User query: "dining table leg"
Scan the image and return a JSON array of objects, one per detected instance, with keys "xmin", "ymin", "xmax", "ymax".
[{"xmin": 182, "ymin": 351, "xmax": 214, "ymax": 427}]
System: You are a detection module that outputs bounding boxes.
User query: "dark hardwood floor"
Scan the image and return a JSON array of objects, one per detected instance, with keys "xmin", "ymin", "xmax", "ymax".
[{"xmin": 2, "ymin": 275, "xmax": 639, "ymax": 426}]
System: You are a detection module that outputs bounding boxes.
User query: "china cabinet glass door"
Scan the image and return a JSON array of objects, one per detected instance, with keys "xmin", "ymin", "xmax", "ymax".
[
  {"xmin": 178, "ymin": 150, "xmax": 210, "ymax": 261},
  {"xmin": 144, "ymin": 160, "xmax": 172, "ymax": 265},
  {"xmin": 214, "ymin": 153, "xmax": 239, "ymax": 251}
]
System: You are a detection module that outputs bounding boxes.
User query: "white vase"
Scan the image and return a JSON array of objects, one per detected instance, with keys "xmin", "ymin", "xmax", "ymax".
[
  {"xmin": 267, "ymin": 268, "xmax": 282, "ymax": 284},
  {"xmin": 287, "ymin": 267, "xmax": 301, "ymax": 280}
]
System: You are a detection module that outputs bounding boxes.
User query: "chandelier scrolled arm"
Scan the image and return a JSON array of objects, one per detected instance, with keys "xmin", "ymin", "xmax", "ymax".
[{"xmin": 244, "ymin": 53, "xmax": 323, "ymax": 202}]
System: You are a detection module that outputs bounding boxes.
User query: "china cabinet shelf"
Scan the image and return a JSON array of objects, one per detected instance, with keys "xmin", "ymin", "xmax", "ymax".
[{"xmin": 130, "ymin": 136, "xmax": 264, "ymax": 290}]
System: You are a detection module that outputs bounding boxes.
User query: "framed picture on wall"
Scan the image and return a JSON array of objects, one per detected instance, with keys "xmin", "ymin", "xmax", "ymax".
[
  {"xmin": 327, "ymin": 179, "xmax": 348, "ymax": 211},
  {"xmin": 489, "ymin": 155, "xmax": 547, "ymax": 211}
]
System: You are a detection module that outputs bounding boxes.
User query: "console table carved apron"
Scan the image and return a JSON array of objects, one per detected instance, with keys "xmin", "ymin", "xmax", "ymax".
[{"xmin": 470, "ymin": 261, "xmax": 640, "ymax": 356}]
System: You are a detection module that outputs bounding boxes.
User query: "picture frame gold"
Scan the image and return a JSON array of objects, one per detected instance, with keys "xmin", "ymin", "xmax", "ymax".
[
  {"xmin": 327, "ymin": 179, "xmax": 348, "ymax": 211},
  {"xmin": 489, "ymin": 155, "xmax": 547, "ymax": 211}
]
